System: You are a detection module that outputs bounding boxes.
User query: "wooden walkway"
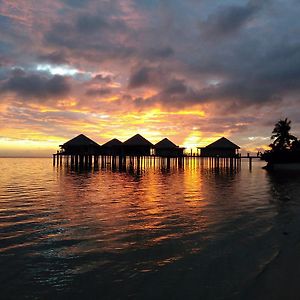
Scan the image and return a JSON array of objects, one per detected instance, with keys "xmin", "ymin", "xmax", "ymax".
[{"xmin": 53, "ymin": 153, "xmax": 261, "ymax": 170}]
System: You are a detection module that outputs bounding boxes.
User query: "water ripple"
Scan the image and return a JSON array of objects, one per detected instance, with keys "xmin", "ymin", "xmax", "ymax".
[{"xmin": 0, "ymin": 158, "xmax": 300, "ymax": 299}]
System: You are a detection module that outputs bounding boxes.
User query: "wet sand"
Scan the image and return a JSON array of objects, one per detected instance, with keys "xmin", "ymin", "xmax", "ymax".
[{"xmin": 235, "ymin": 233, "xmax": 300, "ymax": 299}]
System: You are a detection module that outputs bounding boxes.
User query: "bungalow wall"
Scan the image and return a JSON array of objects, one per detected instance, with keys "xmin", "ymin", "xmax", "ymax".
[
  {"xmin": 123, "ymin": 146, "xmax": 152, "ymax": 156},
  {"xmin": 155, "ymin": 148, "xmax": 184, "ymax": 157},
  {"xmin": 200, "ymin": 148, "xmax": 238, "ymax": 157},
  {"xmin": 101, "ymin": 146, "xmax": 123, "ymax": 156},
  {"xmin": 61, "ymin": 145, "xmax": 101, "ymax": 155}
]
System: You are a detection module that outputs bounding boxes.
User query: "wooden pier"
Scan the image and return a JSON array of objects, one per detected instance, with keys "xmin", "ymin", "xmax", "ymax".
[
  {"xmin": 54, "ymin": 134, "xmax": 262, "ymax": 172},
  {"xmin": 53, "ymin": 153, "xmax": 260, "ymax": 171}
]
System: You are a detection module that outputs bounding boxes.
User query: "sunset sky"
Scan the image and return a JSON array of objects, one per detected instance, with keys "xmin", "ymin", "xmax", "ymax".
[{"xmin": 0, "ymin": 0, "xmax": 300, "ymax": 156}]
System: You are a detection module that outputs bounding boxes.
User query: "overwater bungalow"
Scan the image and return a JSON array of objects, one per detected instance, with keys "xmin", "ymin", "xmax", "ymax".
[
  {"xmin": 155, "ymin": 138, "xmax": 185, "ymax": 157},
  {"xmin": 60, "ymin": 134, "xmax": 101, "ymax": 155},
  {"xmin": 198, "ymin": 137, "xmax": 240, "ymax": 157},
  {"xmin": 101, "ymin": 138, "xmax": 123, "ymax": 156},
  {"xmin": 123, "ymin": 134, "xmax": 154, "ymax": 156}
]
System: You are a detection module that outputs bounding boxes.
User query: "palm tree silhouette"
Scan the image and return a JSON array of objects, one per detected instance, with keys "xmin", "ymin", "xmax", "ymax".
[{"xmin": 270, "ymin": 118, "xmax": 297, "ymax": 151}]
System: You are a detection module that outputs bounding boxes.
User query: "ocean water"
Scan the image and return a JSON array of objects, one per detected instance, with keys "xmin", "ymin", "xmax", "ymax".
[{"xmin": 1, "ymin": 158, "xmax": 300, "ymax": 299}]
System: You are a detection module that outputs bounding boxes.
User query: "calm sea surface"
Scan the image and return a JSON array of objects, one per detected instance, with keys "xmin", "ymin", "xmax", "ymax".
[{"xmin": 1, "ymin": 158, "xmax": 300, "ymax": 299}]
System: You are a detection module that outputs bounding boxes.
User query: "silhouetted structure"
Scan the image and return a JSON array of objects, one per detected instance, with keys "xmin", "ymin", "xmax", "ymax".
[
  {"xmin": 123, "ymin": 134, "xmax": 153, "ymax": 156},
  {"xmin": 54, "ymin": 133, "xmax": 257, "ymax": 171},
  {"xmin": 101, "ymin": 138, "xmax": 123, "ymax": 156},
  {"xmin": 60, "ymin": 134, "xmax": 101, "ymax": 155},
  {"xmin": 155, "ymin": 138, "xmax": 184, "ymax": 157},
  {"xmin": 198, "ymin": 137, "xmax": 240, "ymax": 157}
]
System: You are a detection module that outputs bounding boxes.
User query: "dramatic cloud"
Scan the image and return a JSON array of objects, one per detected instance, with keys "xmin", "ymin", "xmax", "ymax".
[
  {"xmin": 0, "ymin": 69, "xmax": 71, "ymax": 101},
  {"xmin": 0, "ymin": 0, "xmax": 299, "ymax": 155},
  {"xmin": 38, "ymin": 51, "xmax": 69, "ymax": 65},
  {"xmin": 92, "ymin": 74, "xmax": 113, "ymax": 84},
  {"xmin": 85, "ymin": 87, "xmax": 112, "ymax": 96},
  {"xmin": 199, "ymin": 0, "xmax": 265, "ymax": 38},
  {"xmin": 128, "ymin": 66, "xmax": 164, "ymax": 89}
]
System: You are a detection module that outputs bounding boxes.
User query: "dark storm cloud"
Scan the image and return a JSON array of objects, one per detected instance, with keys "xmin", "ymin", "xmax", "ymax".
[
  {"xmin": 38, "ymin": 51, "xmax": 69, "ymax": 65},
  {"xmin": 44, "ymin": 17, "xmax": 135, "ymax": 63},
  {"xmin": 131, "ymin": 0, "xmax": 300, "ymax": 110},
  {"xmin": 128, "ymin": 65, "xmax": 170, "ymax": 89},
  {"xmin": 199, "ymin": 42, "xmax": 300, "ymax": 107},
  {"xmin": 44, "ymin": 22, "xmax": 76, "ymax": 48},
  {"xmin": 0, "ymin": 69, "xmax": 71, "ymax": 100},
  {"xmin": 45, "ymin": 9, "xmax": 129, "ymax": 48},
  {"xmin": 145, "ymin": 46, "xmax": 174, "ymax": 60},
  {"xmin": 163, "ymin": 79, "xmax": 187, "ymax": 95},
  {"xmin": 0, "ymin": 0, "xmax": 300, "ymax": 113},
  {"xmin": 131, "ymin": 78, "xmax": 203, "ymax": 109},
  {"xmin": 44, "ymin": 4, "xmax": 175, "ymax": 65},
  {"xmin": 0, "ymin": 40, "xmax": 11, "ymax": 56},
  {"xmin": 61, "ymin": 0, "xmax": 92, "ymax": 7},
  {"xmin": 128, "ymin": 66, "xmax": 152, "ymax": 88},
  {"xmin": 200, "ymin": 0, "xmax": 265, "ymax": 38},
  {"xmin": 92, "ymin": 74, "xmax": 113, "ymax": 83},
  {"xmin": 85, "ymin": 87, "xmax": 112, "ymax": 96},
  {"xmin": 75, "ymin": 14, "xmax": 126, "ymax": 34},
  {"xmin": 131, "ymin": 40, "xmax": 300, "ymax": 110}
]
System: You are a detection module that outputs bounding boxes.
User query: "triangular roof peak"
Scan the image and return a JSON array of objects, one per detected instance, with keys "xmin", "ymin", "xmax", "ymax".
[
  {"xmin": 102, "ymin": 138, "xmax": 123, "ymax": 147},
  {"xmin": 205, "ymin": 137, "xmax": 240, "ymax": 149},
  {"xmin": 155, "ymin": 138, "xmax": 178, "ymax": 148},
  {"xmin": 123, "ymin": 134, "xmax": 153, "ymax": 146},
  {"xmin": 62, "ymin": 134, "xmax": 100, "ymax": 147}
]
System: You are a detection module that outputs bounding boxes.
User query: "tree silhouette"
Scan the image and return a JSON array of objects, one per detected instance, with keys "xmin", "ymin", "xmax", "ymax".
[
  {"xmin": 270, "ymin": 118, "xmax": 297, "ymax": 151},
  {"xmin": 291, "ymin": 139, "xmax": 300, "ymax": 150}
]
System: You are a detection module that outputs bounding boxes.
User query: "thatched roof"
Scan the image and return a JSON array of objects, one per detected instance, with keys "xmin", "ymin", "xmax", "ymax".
[
  {"xmin": 204, "ymin": 137, "xmax": 240, "ymax": 149},
  {"xmin": 62, "ymin": 134, "xmax": 100, "ymax": 147},
  {"xmin": 155, "ymin": 138, "xmax": 178, "ymax": 149},
  {"xmin": 123, "ymin": 134, "xmax": 153, "ymax": 146},
  {"xmin": 102, "ymin": 138, "xmax": 123, "ymax": 147}
]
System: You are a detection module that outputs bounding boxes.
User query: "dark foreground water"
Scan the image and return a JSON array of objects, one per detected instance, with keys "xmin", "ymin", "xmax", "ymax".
[{"xmin": 1, "ymin": 158, "xmax": 300, "ymax": 299}]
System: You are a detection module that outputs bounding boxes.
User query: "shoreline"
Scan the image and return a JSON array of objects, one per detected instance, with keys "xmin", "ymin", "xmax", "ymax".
[
  {"xmin": 235, "ymin": 240, "xmax": 300, "ymax": 300},
  {"xmin": 263, "ymin": 162, "xmax": 300, "ymax": 171}
]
